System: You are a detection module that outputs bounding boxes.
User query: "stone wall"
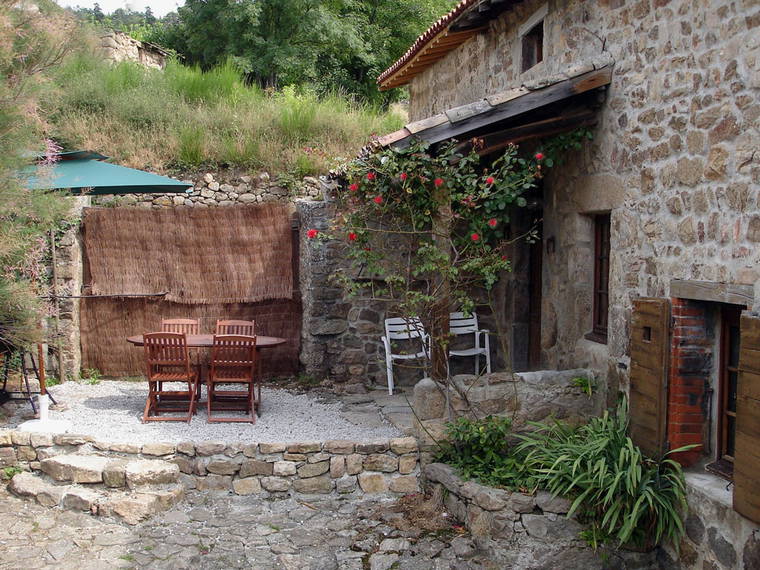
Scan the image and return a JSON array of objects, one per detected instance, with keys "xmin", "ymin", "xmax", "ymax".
[
  {"xmin": 424, "ymin": 462, "xmax": 656, "ymax": 569},
  {"xmin": 407, "ymin": 0, "xmax": 760, "ymax": 391},
  {"xmin": 411, "ymin": 369, "xmax": 604, "ymax": 450},
  {"xmin": 98, "ymin": 30, "xmax": 167, "ymax": 70},
  {"xmin": 0, "ymin": 429, "xmax": 421, "ymax": 498}
]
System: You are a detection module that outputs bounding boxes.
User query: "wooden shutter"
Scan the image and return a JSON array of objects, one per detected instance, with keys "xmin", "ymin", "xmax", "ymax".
[
  {"xmin": 734, "ymin": 313, "xmax": 760, "ymax": 523},
  {"xmin": 629, "ymin": 298, "xmax": 670, "ymax": 458}
]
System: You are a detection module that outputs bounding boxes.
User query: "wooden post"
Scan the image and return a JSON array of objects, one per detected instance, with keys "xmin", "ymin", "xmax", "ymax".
[
  {"xmin": 430, "ymin": 182, "xmax": 452, "ymax": 381},
  {"xmin": 37, "ymin": 343, "xmax": 46, "ymax": 395},
  {"xmin": 50, "ymin": 229, "xmax": 64, "ymax": 382}
]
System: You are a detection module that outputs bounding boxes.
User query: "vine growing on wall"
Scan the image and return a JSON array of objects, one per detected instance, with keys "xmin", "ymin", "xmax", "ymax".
[{"xmin": 308, "ymin": 129, "xmax": 591, "ymax": 394}]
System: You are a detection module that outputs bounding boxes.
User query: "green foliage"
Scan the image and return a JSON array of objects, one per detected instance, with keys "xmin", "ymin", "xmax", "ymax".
[
  {"xmin": 571, "ymin": 376, "xmax": 596, "ymax": 396},
  {"xmin": 2, "ymin": 466, "xmax": 22, "ymax": 479},
  {"xmin": 81, "ymin": 368, "xmax": 102, "ymax": 385},
  {"xmin": 48, "ymin": 55, "xmax": 405, "ymax": 174},
  {"xmin": 517, "ymin": 399, "xmax": 691, "ymax": 549}
]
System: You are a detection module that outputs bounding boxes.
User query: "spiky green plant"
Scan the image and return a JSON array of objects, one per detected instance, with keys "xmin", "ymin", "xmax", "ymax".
[{"xmin": 517, "ymin": 398, "xmax": 691, "ymax": 549}]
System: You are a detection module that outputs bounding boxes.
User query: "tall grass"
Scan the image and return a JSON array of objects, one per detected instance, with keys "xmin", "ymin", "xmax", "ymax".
[{"xmin": 47, "ymin": 54, "xmax": 405, "ymax": 174}]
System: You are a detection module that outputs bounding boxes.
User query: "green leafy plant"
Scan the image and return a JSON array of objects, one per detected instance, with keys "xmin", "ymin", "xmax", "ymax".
[
  {"xmin": 2, "ymin": 466, "xmax": 22, "ymax": 478},
  {"xmin": 437, "ymin": 416, "xmax": 529, "ymax": 489},
  {"xmin": 517, "ymin": 398, "xmax": 691, "ymax": 549},
  {"xmin": 570, "ymin": 376, "xmax": 596, "ymax": 396},
  {"xmin": 81, "ymin": 367, "xmax": 101, "ymax": 385}
]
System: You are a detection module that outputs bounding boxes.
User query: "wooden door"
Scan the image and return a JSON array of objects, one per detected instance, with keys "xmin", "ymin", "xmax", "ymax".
[
  {"xmin": 629, "ymin": 298, "xmax": 670, "ymax": 458},
  {"xmin": 527, "ymin": 218, "xmax": 543, "ymax": 370},
  {"xmin": 734, "ymin": 313, "xmax": 760, "ymax": 523}
]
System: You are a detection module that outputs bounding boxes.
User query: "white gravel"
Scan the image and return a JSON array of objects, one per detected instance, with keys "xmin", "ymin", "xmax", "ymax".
[{"xmin": 10, "ymin": 381, "xmax": 401, "ymax": 444}]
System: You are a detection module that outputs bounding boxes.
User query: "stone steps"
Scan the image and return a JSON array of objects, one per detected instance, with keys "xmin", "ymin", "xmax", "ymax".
[{"xmin": 9, "ymin": 453, "xmax": 185, "ymax": 525}]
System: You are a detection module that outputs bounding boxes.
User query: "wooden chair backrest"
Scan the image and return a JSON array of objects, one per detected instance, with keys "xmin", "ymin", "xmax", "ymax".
[
  {"xmin": 210, "ymin": 335, "xmax": 257, "ymax": 381},
  {"xmin": 144, "ymin": 332, "xmax": 191, "ymax": 379},
  {"xmin": 161, "ymin": 318, "xmax": 199, "ymax": 335},
  {"xmin": 215, "ymin": 319, "xmax": 256, "ymax": 336}
]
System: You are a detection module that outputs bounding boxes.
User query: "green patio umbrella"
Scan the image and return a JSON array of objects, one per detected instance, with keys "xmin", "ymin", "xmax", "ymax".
[{"xmin": 23, "ymin": 151, "xmax": 192, "ymax": 195}]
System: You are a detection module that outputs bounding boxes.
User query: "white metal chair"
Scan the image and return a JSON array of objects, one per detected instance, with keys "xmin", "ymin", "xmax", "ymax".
[
  {"xmin": 381, "ymin": 316, "xmax": 430, "ymax": 395},
  {"xmin": 449, "ymin": 312, "xmax": 491, "ymax": 375}
]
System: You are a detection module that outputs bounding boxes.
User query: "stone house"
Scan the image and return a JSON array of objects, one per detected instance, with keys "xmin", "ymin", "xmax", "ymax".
[{"xmin": 374, "ymin": 0, "xmax": 759, "ymax": 567}]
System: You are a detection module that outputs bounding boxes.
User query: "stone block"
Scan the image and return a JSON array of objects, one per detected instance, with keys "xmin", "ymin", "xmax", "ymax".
[
  {"xmin": 293, "ymin": 475, "xmax": 333, "ymax": 494},
  {"xmin": 41, "ymin": 455, "xmax": 111, "ymax": 483},
  {"xmin": 259, "ymin": 442, "xmax": 287, "ymax": 454},
  {"xmin": 287, "ymin": 442, "xmax": 321, "ymax": 453},
  {"xmin": 363, "ymin": 454, "xmax": 398, "ymax": 473},
  {"xmin": 298, "ymin": 461, "xmax": 329, "ymax": 478},
  {"xmin": 261, "ymin": 477, "xmax": 290, "ymax": 492},
  {"xmin": 398, "ymin": 455, "xmax": 417, "ymax": 474},
  {"xmin": 336, "ymin": 475, "xmax": 357, "ymax": 494},
  {"xmin": 62, "ymin": 488, "xmax": 101, "ymax": 512},
  {"xmin": 708, "ymin": 527, "xmax": 737, "ymax": 568},
  {"xmin": 0, "ymin": 431, "xmax": 12, "ymax": 446},
  {"xmin": 273, "ymin": 461, "xmax": 297, "ymax": 476},
  {"xmin": 356, "ymin": 441, "xmax": 389, "ymax": 454},
  {"xmin": 535, "ymin": 490, "xmax": 572, "ymax": 514},
  {"xmin": 389, "ymin": 437, "xmax": 417, "ymax": 455},
  {"xmin": 424, "ymin": 463, "xmax": 460, "ymax": 494},
  {"xmin": 195, "ymin": 442, "xmax": 226, "ymax": 456},
  {"xmin": 125, "ymin": 459, "xmax": 180, "ymax": 488},
  {"xmin": 102, "ymin": 460, "xmax": 128, "ymax": 488},
  {"xmin": 358, "ymin": 473, "xmax": 388, "ymax": 493},
  {"xmin": 205, "ymin": 459, "xmax": 240, "ymax": 476},
  {"xmin": 176, "ymin": 441, "xmax": 195, "ymax": 456},
  {"xmin": 0, "ymin": 446, "xmax": 16, "ymax": 466},
  {"xmin": 412, "ymin": 378, "xmax": 446, "ymax": 420},
  {"xmin": 30, "ymin": 433, "xmax": 54, "ymax": 448},
  {"xmin": 474, "ymin": 488, "xmax": 508, "ymax": 511},
  {"xmin": 196, "ymin": 474, "xmax": 232, "ymax": 491},
  {"xmin": 508, "ymin": 492, "xmax": 536, "ymax": 513},
  {"xmin": 241, "ymin": 443, "xmax": 258, "ymax": 457},
  {"xmin": 284, "ymin": 453, "xmax": 307, "ymax": 461},
  {"xmin": 108, "ymin": 442, "xmax": 141, "ymax": 454},
  {"xmin": 389, "ymin": 475, "xmax": 419, "ymax": 494},
  {"xmin": 17, "ymin": 446, "xmax": 36, "ymax": 461},
  {"xmin": 522, "ymin": 514, "xmax": 583, "ymax": 541},
  {"xmin": 308, "ymin": 452, "xmax": 331, "ymax": 463},
  {"xmin": 330, "ymin": 456, "xmax": 345, "ymax": 478},
  {"xmin": 11, "ymin": 431, "xmax": 31, "ymax": 446},
  {"xmin": 324, "ymin": 440, "xmax": 355, "ymax": 454},
  {"xmin": 240, "ymin": 459, "xmax": 273, "ymax": 477},
  {"xmin": 9, "ymin": 472, "xmax": 64, "ymax": 507},
  {"xmin": 346, "ymin": 454, "xmax": 364, "ymax": 475},
  {"xmin": 174, "ymin": 456, "xmax": 194, "ymax": 475},
  {"xmin": 233, "ymin": 477, "xmax": 262, "ymax": 495}
]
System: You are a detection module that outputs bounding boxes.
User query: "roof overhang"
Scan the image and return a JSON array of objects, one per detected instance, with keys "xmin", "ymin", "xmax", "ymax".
[
  {"xmin": 378, "ymin": 0, "xmax": 524, "ymax": 90},
  {"xmin": 375, "ymin": 66, "xmax": 612, "ymax": 154}
]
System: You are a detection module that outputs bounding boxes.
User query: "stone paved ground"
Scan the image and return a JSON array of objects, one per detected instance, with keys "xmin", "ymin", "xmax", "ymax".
[{"xmin": 0, "ymin": 485, "xmax": 495, "ymax": 570}]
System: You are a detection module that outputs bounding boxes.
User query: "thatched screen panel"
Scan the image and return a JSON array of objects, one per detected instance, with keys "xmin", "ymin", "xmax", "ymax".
[
  {"xmin": 83, "ymin": 204, "xmax": 294, "ymax": 304},
  {"xmin": 80, "ymin": 298, "xmax": 301, "ymax": 378}
]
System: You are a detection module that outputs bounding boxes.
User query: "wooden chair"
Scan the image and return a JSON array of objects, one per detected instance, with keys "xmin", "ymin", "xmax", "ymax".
[
  {"xmin": 215, "ymin": 319, "xmax": 256, "ymax": 336},
  {"xmin": 161, "ymin": 318, "xmax": 200, "ymax": 335},
  {"xmin": 207, "ymin": 334, "xmax": 257, "ymax": 423},
  {"xmin": 161, "ymin": 318, "xmax": 201, "ymax": 397},
  {"xmin": 142, "ymin": 332, "xmax": 197, "ymax": 423}
]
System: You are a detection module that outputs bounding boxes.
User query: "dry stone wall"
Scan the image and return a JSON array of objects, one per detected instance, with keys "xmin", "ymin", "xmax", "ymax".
[
  {"xmin": 98, "ymin": 30, "xmax": 167, "ymax": 70},
  {"xmin": 0, "ymin": 429, "xmax": 421, "ymax": 498}
]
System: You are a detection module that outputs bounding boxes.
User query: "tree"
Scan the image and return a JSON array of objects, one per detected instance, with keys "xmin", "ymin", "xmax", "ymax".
[
  {"xmin": 93, "ymin": 2, "xmax": 104, "ymax": 22},
  {"xmin": 0, "ymin": 1, "xmax": 73, "ymax": 351},
  {"xmin": 144, "ymin": 6, "xmax": 156, "ymax": 25}
]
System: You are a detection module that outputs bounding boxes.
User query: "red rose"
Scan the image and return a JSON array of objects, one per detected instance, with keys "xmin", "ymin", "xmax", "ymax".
[
  {"xmin": 367, "ymin": 172, "xmax": 376, "ymax": 181},
  {"xmin": 501, "ymin": 255, "xmax": 507, "ymax": 261},
  {"xmin": 471, "ymin": 233, "xmax": 480, "ymax": 242},
  {"xmin": 488, "ymin": 218, "xmax": 497, "ymax": 228},
  {"xmin": 307, "ymin": 229, "xmax": 319, "ymax": 239},
  {"xmin": 535, "ymin": 152, "xmax": 544, "ymax": 161},
  {"xmin": 434, "ymin": 178, "xmax": 444, "ymax": 187},
  {"xmin": 348, "ymin": 232, "xmax": 357, "ymax": 241},
  {"xmin": 373, "ymin": 195, "xmax": 383, "ymax": 204},
  {"xmin": 349, "ymin": 183, "xmax": 359, "ymax": 191},
  {"xmin": 486, "ymin": 176, "xmax": 495, "ymax": 184},
  {"xmin": 400, "ymin": 172, "xmax": 408, "ymax": 181}
]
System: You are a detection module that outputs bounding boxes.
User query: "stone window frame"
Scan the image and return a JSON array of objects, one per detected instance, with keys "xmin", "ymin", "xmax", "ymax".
[{"xmin": 518, "ymin": 3, "xmax": 548, "ymax": 74}]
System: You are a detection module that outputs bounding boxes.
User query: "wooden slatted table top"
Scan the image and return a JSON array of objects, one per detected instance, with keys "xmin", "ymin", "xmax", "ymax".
[{"xmin": 127, "ymin": 334, "xmax": 286, "ymax": 348}]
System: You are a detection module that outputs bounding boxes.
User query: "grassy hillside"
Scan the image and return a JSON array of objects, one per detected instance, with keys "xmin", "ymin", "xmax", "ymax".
[{"xmin": 46, "ymin": 54, "xmax": 406, "ymax": 176}]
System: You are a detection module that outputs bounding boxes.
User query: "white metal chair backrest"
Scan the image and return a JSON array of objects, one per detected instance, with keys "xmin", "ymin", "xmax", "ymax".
[
  {"xmin": 384, "ymin": 317, "xmax": 426, "ymax": 340},
  {"xmin": 450, "ymin": 312, "xmax": 479, "ymax": 335}
]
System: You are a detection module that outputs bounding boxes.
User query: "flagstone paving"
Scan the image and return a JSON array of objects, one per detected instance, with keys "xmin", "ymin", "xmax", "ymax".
[{"xmin": 0, "ymin": 484, "xmax": 494, "ymax": 569}]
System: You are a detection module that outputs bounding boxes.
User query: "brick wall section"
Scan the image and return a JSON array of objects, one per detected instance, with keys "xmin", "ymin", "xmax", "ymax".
[{"xmin": 667, "ymin": 298, "xmax": 712, "ymax": 466}]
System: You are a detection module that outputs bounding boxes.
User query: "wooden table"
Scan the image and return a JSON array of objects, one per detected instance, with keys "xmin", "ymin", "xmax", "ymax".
[{"xmin": 127, "ymin": 334, "xmax": 287, "ymax": 415}]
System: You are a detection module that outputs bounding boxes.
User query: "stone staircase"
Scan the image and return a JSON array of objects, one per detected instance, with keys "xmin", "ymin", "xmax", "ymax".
[{"xmin": 8, "ymin": 453, "xmax": 185, "ymax": 525}]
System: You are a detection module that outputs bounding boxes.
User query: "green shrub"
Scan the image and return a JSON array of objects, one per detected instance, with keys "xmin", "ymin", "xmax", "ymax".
[
  {"xmin": 177, "ymin": 125, "xmax": 205, "ymax": 167},
  {"xmin": 517, "ymin": 399, "xmax": 690, "ymax": 549},
  {"xmin": 437, "ymin": 416, "xmax": 528, "ymax": 489}
]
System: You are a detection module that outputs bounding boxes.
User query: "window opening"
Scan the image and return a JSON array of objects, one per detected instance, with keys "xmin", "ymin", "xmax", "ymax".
[
  {"xmin": 586, "ymin": 214, "xmax": 610, "ymax": 344},
  {"xmin": 712, "ymin": 305, "xmax": 741, "ymax": 478},
  {"xmin": 521, "ymin": 21, "xmax": 544, "ymax": 72}
]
